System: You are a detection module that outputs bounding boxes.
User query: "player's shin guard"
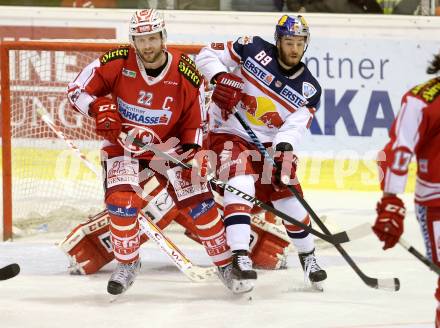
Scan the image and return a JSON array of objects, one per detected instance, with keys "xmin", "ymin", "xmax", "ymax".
[
  {"xmin": 107, "ymin": 191, "xmax": 142, "ymax": 264},
  {"xmin": 188, "ymin": 199, "xmax": 232, "ymax": 267},
  {"xmin": 223, "ymin": 175, "xmax": 255, "ymax": 252},
  {"xmin": 222, "ymin": 202, "xmax": 257, "ymax": 293},
  {"xmin": 224, "ymin": 203, "xmax": 252, "ymax": 251}
]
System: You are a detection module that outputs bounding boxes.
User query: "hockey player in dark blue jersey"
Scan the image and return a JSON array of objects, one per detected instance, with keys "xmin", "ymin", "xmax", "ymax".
[{"xmin": 196, "ymin": 15, "xmax": 327, "ymax": 293}]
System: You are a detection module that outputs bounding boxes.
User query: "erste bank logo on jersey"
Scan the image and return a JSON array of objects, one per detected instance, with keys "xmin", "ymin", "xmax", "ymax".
[
  {"xmin": 243, "ymin": 57, "xmax": 274, "ymax": 86},
  {"xmin": 280, "ymin": 84, "xmax": 307, "ymax": 109},
  {"xmin": 117, "ymin": 98, "xmax": 172, "ymax": 125}
]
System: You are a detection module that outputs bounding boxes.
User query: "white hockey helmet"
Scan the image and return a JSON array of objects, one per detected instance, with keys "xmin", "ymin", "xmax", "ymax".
[{"xmin": 129, "ymin": 9, "xmax": 167, "ymax": 41}]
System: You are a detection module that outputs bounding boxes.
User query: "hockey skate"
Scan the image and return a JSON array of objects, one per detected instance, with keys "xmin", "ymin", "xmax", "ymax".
[
  {"xmin": 107, "ymin": 260, "xmax": 141, "ymax": 296},
  {"xmin": 298, "ymin": 249, "xmax": 327, "ymax": 291},
  {"xmin": 218, "ymin": 250, "xmax": 257, "ymax": 294}
]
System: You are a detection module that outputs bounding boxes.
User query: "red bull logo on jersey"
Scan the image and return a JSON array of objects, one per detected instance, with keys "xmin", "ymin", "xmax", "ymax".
[
  {"xmin": 243, "ymin": 57, "xmax": 275, "ymax": 86},
  {"xmin": 241, "ymin": 94, "xmax": 283, "ymax": 129}
]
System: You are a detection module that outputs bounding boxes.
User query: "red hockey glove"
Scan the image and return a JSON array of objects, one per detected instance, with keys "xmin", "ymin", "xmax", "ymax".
[
  {"xmin": 373, "ymin": 195, "xmax": 406, "ymax": 250},
  {"xmin": 180, "ymin": 145, "xmax": 209, "ymax": 184},
  {"xmin": 211, "ymin": 72, "xmax": 244, "ymax": 120},
  {"xmin": 89, "ymin": 97, "xmax": 122, "ymax": 143},
  {"xmin": 272, "ymin": 142, "xmax": 298, "ymax": 191}
]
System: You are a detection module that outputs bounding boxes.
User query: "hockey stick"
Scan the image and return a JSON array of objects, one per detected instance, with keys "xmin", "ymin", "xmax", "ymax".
[
  {"xmin": 120, "ymin": 132, "xmax": 365, "ymax": 246},
  {"xmin": 37, "ymin": 107, "xmax": 215, "ymax": 282},
  {"xmin": 399, "ymin": 238, "xmax": 440, "ymax": 276},
  {"xmin": 230, "ymin": 109, "xmax": 400, "ymax": 291},
  {"xmin": 138, "ymin": 212, "xmax": 217, "ymax": 281},
  {"xmin": 0, "ymin": 263, "xmax": 20, "ymax": 281}
]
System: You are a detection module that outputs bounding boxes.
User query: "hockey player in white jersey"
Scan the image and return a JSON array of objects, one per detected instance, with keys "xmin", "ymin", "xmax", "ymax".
[{"xmin": 196, "ymin": 15, "xmax": 327, "ymax": 291}]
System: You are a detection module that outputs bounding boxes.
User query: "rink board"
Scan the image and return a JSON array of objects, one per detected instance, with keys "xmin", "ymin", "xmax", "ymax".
[{"xmin": 0, "ymin": 145, "xmax": 417, "ymax": 191}]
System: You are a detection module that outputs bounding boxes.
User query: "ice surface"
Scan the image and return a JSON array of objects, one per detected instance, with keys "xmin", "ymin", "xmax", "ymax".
[{"xmin": 0, "ymin": 191, "xmax": 435, "ymax": 328}]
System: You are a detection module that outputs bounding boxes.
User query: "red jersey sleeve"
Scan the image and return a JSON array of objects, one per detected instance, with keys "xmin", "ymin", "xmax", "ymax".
[
  {"xmin": 378, "ymin": 91, "xmax": 427, "ymax": 194},
  {"xmin": 175, "ymin": 54, "xmax": 206, "ymax": 147},
  {"xmin": 67, "ymin": 46, "xmax": 129, "ymax": 116}
]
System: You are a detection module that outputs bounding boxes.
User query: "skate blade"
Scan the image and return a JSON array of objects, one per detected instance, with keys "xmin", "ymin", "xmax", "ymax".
[
  {"xmin": 232, "ymin": 279, "xmax": 255, "ymax": 294},
  {"xmin": 311, "ymin": 281, "xmax": 324, "ymax": 292},
  {"xmin": 287, "ymin": 281, "xmax": 324, "ymax": 293},
  {"xmin": 109, "ymin": 292, "xmax": 125, "ymax": 303},
  {"xmin": 108, "ymin": 285, "xmax": 129, "ymax": 303}
]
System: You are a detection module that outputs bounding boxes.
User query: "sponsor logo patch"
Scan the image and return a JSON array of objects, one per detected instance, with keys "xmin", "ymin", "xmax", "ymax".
[
  {"xmin": 280, "ymin": 84, "xmax": 307, "ymax": 109},
  {"xmin": 166, "ymin": 166, "xmax": 209, "ymax": 202},
  {"xmin": 100, "ymin": 46, "xmax": 130, "ymax": 65},
  {"xmin": 143, "ymin": 188, "xmax": 174, "ymax": 221},
  {"xmin": 243, "ymin": 57, "xmax": 275, "ymax": 86},
  {"xmin": 178, "ymin": 54, "xmax": 202, "ymax": 88},
  {"xmin": 107, "ymin": 204, "xmax": 138, "ymax": 217},
  {"xmin": 189, "ymin": 199, "xmax": 215, "ymax": 220},
  {"xmin": 122, "ymin": 68, "xmax": 136, "ymax": 78},
  {"xmin": 117, "ymin": 97, "xmax": 172, "ymax": 125},
  {"xmin": 106, "ymin": 156, "xmax": 139, "ymax": 188},
  {"xmin": 411, "ymin": 79, "xmax": 440, "ymax": 103}
]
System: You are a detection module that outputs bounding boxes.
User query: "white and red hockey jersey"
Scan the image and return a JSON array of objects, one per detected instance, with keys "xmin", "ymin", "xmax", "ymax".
[
  {"xmin": 195, "ymin": 36, "xmax": 321, "ymax": 149},
  {"xmin": 67, "ymin": 45, "xmax": 205, "ymax": 157},
  {"xmin": 379, "ymin": 77, "xmax": 440, "ymax": 206}
]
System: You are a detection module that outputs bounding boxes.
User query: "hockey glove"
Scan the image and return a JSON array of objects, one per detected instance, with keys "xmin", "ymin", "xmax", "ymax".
[
  {"xmin": 89, "ymin": 97, "xmax": 122, "ymax": 143},
  {"xmin": 373, "ymin": 195, "xmax": 405, "ymax": 250},
  {"xmin": 180, "ymin": 144, "xmax": 209, "ymax": 184},
  {"xmin": 211, "ymin": 72, "xmax": 244, "ymax": 120},
  {"xmin": 272, "ymin": 142, "xmax": 298, "ymax": 191}
]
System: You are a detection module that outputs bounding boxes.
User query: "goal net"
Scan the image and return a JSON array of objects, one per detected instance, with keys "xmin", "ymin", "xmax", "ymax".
[{"xmin": 0, "ymin": 41, "xmax": 201, "ymax": 240}]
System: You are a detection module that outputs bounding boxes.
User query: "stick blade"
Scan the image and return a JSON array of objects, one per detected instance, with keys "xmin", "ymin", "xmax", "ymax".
[
  {"xmin": 0, "ymin": 263, "xmax": 20, "ymax": 281},
  {"xmin": 185, "ymin": 266, "xmax": 218, "ymax": 283},
  {"xmin": 367, "ymin": 277, "xmax": 400, "ymax": 291}
]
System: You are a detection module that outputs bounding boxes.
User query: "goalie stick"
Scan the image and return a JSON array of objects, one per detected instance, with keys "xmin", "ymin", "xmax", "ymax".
[
  {"xmin": 37, "ymin": 107, "xmax": 215, "ymax": 283},
  {"xmin": 120, "ymin": 132, "xmax": 369, "ymax": 246},
  {"xmin": 0, "ymin": 263, "xmax": 20, "ymax": 281},
  {"xmin": 230, "ymin": 109, "xmax": 400, "ymax": 291},
  {"xmin": 399, "ymin": 238, "xmax": 440, "ymax": 276}
]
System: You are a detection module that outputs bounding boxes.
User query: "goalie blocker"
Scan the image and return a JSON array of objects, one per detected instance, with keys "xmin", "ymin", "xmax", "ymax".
[{"xmin": 60, "ymin": 192, "xmax": 290, "ymax": 275}]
